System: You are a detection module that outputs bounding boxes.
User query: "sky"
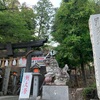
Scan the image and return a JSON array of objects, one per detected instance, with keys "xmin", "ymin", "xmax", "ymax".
[{"xmin": 19, "ymin": 0, "xmax": 62, "ymax": 8}]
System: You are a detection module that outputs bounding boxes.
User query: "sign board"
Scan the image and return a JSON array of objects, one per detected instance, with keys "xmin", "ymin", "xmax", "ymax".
[
  {"xmin": 19, "ymin": 57, "xmax": 26, "ymax": 67},
  {"xmin": 19, "ymin": 57, "xmax": 45, "ymax": 67},
  {"xmin": 32, "ymin": 57, "xmax": 45, "ymax": 61},
  {"xmin": 31, "ymin": 57, "xmax": 45, "ymax": 67},
  {"xmin": 19, "ymin": 73, "xmax": 32, "ymax": 99}
]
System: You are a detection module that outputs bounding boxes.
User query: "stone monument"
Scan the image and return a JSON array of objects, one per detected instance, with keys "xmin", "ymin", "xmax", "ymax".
[{"xmin": 89, "ymin": 14, "xmax": 100, "ymax": 99}]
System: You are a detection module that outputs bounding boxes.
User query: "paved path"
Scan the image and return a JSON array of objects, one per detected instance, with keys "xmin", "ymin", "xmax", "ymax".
[
  {"xmin": 0, "ymin": 96, "xmax": 18, "ymax": 100},
  {"xmin": 0, "ymin": 96, "xmax": 42, "ymax": 100}
]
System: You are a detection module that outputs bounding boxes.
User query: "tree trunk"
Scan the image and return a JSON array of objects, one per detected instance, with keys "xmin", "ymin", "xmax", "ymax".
[
  {"xmin": 75, "ymin": 69, "xmax": 79, "ymax": 87},
  {"xmin": 80, "ymin": 63, "xmax": 87, "ymax": 86},
  {"xmin": 88, "ymin": 65, "xmax": 92, "ymax": 74},
  {"xmin": 79, "ymin": 53, "xmax": 87, "ymax": 87},
  {"xmin": 2, "ymin": 66, "xmax": 11, "ymax": 95}
]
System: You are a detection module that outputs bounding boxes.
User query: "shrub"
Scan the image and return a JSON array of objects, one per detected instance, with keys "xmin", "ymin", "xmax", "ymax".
[{"xmin": 83, "ymin": 83, "xmax": 98, "ymax": 100}]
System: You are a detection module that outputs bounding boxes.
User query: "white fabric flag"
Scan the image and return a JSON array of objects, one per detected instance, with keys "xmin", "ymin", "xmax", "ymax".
[
  {"xmin": 13, "ymin": 59, "xmax": 16, "ymax": 66},
  {"xmin": 5, "ymin": 60, "xmax": 8, "ymax": 66}
]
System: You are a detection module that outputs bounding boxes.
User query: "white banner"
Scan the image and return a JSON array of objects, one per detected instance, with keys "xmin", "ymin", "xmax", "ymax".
[{"xmin": 19, "ymin": 73, "xmax": 32, "ymax": 99}]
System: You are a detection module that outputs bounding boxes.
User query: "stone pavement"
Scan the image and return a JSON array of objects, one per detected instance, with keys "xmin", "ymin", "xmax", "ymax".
[
  {"xmin": 0, "ymin": 96, "xmax": 18, "ymax": 100},
  {"xmin": 0, "ymin": 96, "xmax": 43, "ymax": 100}
]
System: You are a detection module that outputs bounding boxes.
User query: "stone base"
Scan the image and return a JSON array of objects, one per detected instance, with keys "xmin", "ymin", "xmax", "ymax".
[{"xmin": 42, "ymin": 85, "xmax": 69, "ymax": 100}]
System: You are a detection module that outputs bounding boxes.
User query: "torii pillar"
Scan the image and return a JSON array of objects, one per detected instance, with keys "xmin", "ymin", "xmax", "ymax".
[{"xmin": 0, "ymin": 39, "xmax": 47, "ymax": 95}]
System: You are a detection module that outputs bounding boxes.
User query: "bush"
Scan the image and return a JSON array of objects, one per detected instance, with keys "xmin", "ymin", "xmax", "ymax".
[{"xmin": 83, "ymin": 83, "xmax": 98, "ymax": 100}]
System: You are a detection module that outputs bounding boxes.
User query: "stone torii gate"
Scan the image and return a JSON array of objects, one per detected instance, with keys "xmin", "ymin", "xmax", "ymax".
[{"xmin": 0, "ymin": 39, "xmax": 47, "ymax": 95}]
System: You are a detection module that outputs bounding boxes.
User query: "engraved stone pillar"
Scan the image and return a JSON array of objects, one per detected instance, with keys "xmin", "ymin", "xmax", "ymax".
[{"xmin": 89, "ymin": 14, "xmax": 100, "ymax": 99}]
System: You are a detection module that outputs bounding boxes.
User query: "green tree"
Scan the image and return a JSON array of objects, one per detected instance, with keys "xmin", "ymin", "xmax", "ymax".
[
  {"xmin": 20, "ymin": 3, "xmax": 36, "ymax": 36},
  {"xmin": 0, "ymin": 0, "xmax": 20, "ymax": 11},
  {"xmin": 0, "ymin": 11, "xmax": 33, "ymax": 43},
  {"xmin": 0, "ymin": 0, "xmax": 36, "ymax": 43},
  {"xmin": 0, "ymin": 0, "xmax": 6, "ymax": 10},
  {"xmin": 5, "ymin": 0, "xmax": 20, "ymax": 9},
  {"xmin": 34, "ymin": 0, "xmax": 55, "ymax": 39},
  {"xmin": 52, "ymin": 0, "xmax": 97, "ymax": 86}
]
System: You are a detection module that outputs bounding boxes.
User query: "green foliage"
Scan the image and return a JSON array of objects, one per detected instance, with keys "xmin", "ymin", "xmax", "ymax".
[
  {"xmin": 34, "ymin": 0, "xmax": 55, "ymax": 39},
  {"xmin": 4, "ymin": 0, "xmax": 20, "ymax": 9},
  {"xmin": 52, "ymin": 0, "xmax": 96, "ymax": 68},
  {"xmin": 51, "ymin": 0, "xmax": 100, "ymax": 86},
  {"xmin": 0, "ymin": 11, "xmax": 34, "ymax": 43},
  {"xmin": 90, "ymin": 0, "xmax": 100, "ymax": 14},
  {"xmin": 0, "ymin": 0, "xmax": 36, "ymax": 43},
  {"xmin": 20, "ymin": 3, "xmax": 36, "ymax": 35},
  {"xmin": 0, "ymin": 0, "xmax": 20, "ymax": 11},
  {"xmin": 83, "ymin": 83, "xmax": 98, "ymax": 99}
]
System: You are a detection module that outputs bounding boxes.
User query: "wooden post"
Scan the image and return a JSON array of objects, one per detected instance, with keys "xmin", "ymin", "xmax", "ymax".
[
  {"xmin": 25, "ymin": 47, "xmax": 32, "ymax": 72},
  {"xmin": 2, "ymin": 60, "xmax": 12, "ymax": 95}
]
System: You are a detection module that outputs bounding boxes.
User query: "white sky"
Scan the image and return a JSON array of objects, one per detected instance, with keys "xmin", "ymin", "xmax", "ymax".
[{"xmin": 18, "ymin": 0, "xmax": 61, "ymax": 7}]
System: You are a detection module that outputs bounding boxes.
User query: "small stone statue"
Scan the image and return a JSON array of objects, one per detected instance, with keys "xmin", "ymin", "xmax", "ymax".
[
  {"xmin": 44, "ymin": 59, "xmax": 54, "ymax": 84},
  {"xmin": 44, "ymin": 55, "xmax": 70, "ymax": 85},
  {"xmin": 54, "ymin": 64, "xmax": 70, "ymax": 85}
]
